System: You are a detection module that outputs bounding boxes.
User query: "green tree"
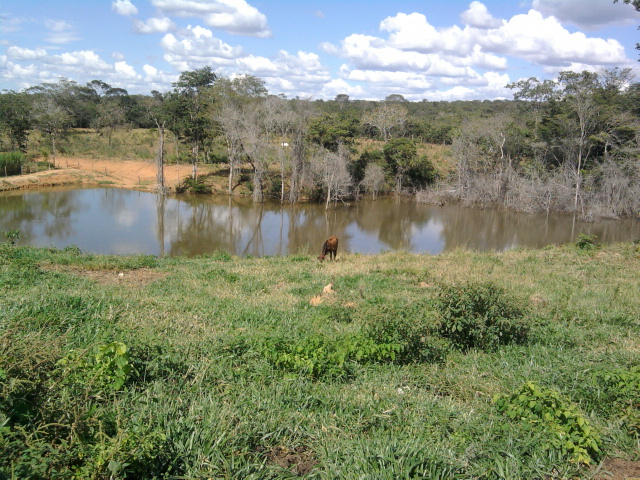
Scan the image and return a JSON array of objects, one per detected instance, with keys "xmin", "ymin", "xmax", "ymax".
[
  {"xmin": 171, "ymin": 67, "xmax": 218, "ymax": 180},
  {"xmin": 384, "ymin": 138, "xmax": 429, "ymax": 193},
  {"xmin": 308, "ymin": 112, "xmax": 359, "ymax": 152},
  {"xmin": 0, "ymin": 91, "xmax": 31, "ymax": 152},
  {"xmin": 27, "ymin": 80, "xmax": 76, "ymax": 167}
]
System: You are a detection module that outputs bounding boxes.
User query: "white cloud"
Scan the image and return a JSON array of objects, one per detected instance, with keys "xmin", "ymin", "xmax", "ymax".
[
  {"xmin": 461, "ymin": 1, "xmax": 502, "ymax": 29},
  {"xmin": 114, "ymin": 61, "xmax": 137, "ymax": 78},
  {"xmin": 133, "ymin": 16, "xmax": 175, "ymax": 34},
  {"xmin": 43, "ymin": 19, "xmax": 79, "ymax": 44},
  {"xmin": 481, "ymin": 9, "xmax": 628, "ymax": 67},
  {"xmin": 150, "ymin": 0, "xmax": 271, "ymax": 37},
  {"xmin": 51, "ymin": 51, "xmax": 111, "ymax": 70},
  {"xmin": 6, "ymin": 46, "xmax": 48, "ymax": 60},
  {"xmin": 160, "ymin": 26, "xmax": 243, "ymax": 68},
  {"xmin": 112, "ymin": 0, "xmax": 138, "ymax": 17},
  {"xmin": 532, "ymin": 0, "xmax": 640, "ymax": 30}
]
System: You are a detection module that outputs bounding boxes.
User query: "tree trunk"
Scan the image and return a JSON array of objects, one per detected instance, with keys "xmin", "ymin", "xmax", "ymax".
[{"xmin": 156, "ymin": 121, "xmax": 167, "ymax": 195}]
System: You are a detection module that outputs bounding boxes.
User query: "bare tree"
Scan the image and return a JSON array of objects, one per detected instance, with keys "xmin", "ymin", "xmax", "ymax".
[
  {"xmin": 145, "ymin": 92, "xmax": 170, "ymax": 195},
  {"xmin": 264, "ymin": 96, "xmax": 295, "ymax": 203},
  {"xmin": 362, "ymin": 102, "xmax": 408, "ymax": 142},
  {"xmin": 558, "ymin": 71, "xmax": 599, "ymax": 211},
  {"xmin": 288, "ymin": 99, "xmax": 314, "ymax": 204},
  {"xmin": 361, "ymin": 163, "xmax": 386, "ymax": 199},
  {"xmin": 313, "ymin": 143, "xmax": 352, "ymax": 209}
]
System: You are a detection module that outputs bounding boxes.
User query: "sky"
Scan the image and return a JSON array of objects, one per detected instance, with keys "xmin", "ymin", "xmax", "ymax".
[{"xmin": 1, "ymin": 0, "xmax": 639, "ymax": 101}]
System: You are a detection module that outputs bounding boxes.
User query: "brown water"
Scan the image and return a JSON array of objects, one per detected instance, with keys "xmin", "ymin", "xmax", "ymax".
[{"xmin": 1, "ymin": 187, "xmax": 638, "ymax": 257}]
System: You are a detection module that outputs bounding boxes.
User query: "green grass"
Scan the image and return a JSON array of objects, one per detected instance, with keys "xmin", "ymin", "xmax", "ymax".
[{"xmin": 1, "ymin": 243, "xmax": 639, "ymax": 479}]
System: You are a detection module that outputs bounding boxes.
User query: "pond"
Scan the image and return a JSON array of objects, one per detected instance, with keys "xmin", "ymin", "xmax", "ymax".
[{"xmin": 1, "ymin": 187, "xmax": 638, "ymax": 257}]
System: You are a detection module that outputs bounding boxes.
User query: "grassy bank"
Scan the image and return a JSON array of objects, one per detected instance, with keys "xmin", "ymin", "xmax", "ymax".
[{"xmin": 1, "ymin": 242, "xmax": 639, "ymax": 479}]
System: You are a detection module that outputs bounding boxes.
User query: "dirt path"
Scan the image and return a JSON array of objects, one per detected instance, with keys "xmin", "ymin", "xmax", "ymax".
[{"xmin": 0, "ymin": 157, "xmax": 206, "ymax": 192}]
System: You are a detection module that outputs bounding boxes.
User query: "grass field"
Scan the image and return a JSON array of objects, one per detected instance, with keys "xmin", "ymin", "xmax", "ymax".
[{"xmin": 1, "ymin": 240, "xmax": 639, "ymax": 479}]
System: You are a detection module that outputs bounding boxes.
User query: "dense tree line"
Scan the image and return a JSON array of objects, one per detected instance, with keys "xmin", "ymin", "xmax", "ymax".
[{"xmin": 1, "ymin": 67, "xmax": 638, "ymax": 217}]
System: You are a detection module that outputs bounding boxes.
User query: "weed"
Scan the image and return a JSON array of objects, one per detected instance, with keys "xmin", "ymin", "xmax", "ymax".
[
  {"xmin": 494, "ymin": 381, "xmax": 601, "ymax": 465},
  {"xmin": 435, "ymin": 281, "xmax": 530, "ymax": 351}
]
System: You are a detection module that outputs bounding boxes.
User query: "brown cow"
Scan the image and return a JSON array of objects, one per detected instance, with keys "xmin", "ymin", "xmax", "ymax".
[{"xmin": 318, "ymin": 235, "xmax": 339, "ymax": 261}]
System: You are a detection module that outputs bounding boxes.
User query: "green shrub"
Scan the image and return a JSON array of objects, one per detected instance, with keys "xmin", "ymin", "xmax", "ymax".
[
  {"xmin": 0, "ymin": 151, "xmax": 24, "ymax": 176},
  {"xmin": 2, "ymin": 229, "xmax": 20, "ymax": 245},
  {"xmin": 176, "ymin": 176, "xmax": 212, "ymax": 194},
  {"xmin": 494, "ymin": 382, "xmax": 601, "ymax": 465},
  {"xmin": 600, "ymin": 366, "xmax": 640, "ymax": 435},
  {"xmin": 435, "ymin": 282, "xmax": 529, "ymax": 351},
  {"xmin": 575, "ymin": 233, "xmax": 598, "ymax": 250},
  {"xmin": 258, "ymin": 333, "xmax": 408, "ymax": 379},
  {"xmin": 56, "ymin": 341, "xmax": 132, "ymax": 393},
  {"xmin": 362, "ymin": 307, "xmax": 450, "ymax": 363}
]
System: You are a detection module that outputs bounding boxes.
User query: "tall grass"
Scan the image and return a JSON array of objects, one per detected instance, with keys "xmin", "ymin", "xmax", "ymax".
[
  {"xmin": 0, "ymin": 151, "xmax": 24, "ymax": 176},
  {"xmin": 1, "ymin": 242, "xmax": 639, "ymax": 478}
]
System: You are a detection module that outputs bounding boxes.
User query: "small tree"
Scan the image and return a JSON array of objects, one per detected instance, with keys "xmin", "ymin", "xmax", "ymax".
[
  {"xmin": 383, "ymin": 138, "xmax": 417, "ymax": 193},
  {"xmin": 362, "ymin": 163, "xmax": 387, "ymax": 199},
  {"xmin": 313, "ymin": 144, "xmax": 352, "ymax": 209}
]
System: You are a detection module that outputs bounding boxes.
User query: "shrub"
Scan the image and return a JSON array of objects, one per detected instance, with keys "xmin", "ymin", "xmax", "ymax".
[
  {"xmin": 258, "ymin": 333, "xmax": 407, "ymax": 379},
  {"xmin": 494, "ymin": 382, "xmax": 601, "ymax": 465},
  {"xmin": 362, "ymin": 307, "xmax": 449, "ymax": 363},
  {"xmin": 575, "ymin": 233, "xmax": 598, "ymax": 250},
  {"xmin": 599, "ymin": 366, "xmax": 640, "ymax": 435},
  {"xmin": 176, "ymin": 176, "xmax": 211, "ymax": 194},
  {"xmin": 56, "ymin": 341, "xmax": 132, "ymax": 393},
  {"xmin": 435, "ymin": 282, "xmax": 529, "ymax": 351}
]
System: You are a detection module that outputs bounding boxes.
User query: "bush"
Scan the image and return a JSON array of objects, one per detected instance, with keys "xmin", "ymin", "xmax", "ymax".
[
  {"xmin": 435, "ymin": 282, "xmax": 529, "ymax": 351},
  {"xmin": 176, "ymin": 176, "xmax": 211, "ymax": 194},
  {"xmin": 362, "ymin": 306, "xmax": 449, "ymax": 363},
  {"xmin": 575, "ymin": 233, "xmax": 599, "ymax": 250},
  {"xmin": 0, "ymin": 151, "xmax": 24, "ymax": 176},
  {"xmin": 494, "ymin": 382, "xmax": 602, "ymax": 465},
  {"xmin": 599, "ymin": 366, "xmax": 640, "ymax": 435}
]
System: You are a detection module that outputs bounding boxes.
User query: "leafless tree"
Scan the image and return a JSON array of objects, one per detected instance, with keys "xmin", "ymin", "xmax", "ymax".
[
  {"xmin": 362, "ymin": 102, "xmax": 408, "ymax": 142},
  {"xmin": 313, "ymin": 143, "xmax": 352, "ymax": 209},
  {"xmin": 361, "ymin": 163, "xmax": 387, "ymax": 199},
  {"xmin": 264, "ymin": 96, "xmax": 295, "ymax": 203},
  {"xmin": 288, "ymin": 99, "xmax": 315, "ymax": 204}
]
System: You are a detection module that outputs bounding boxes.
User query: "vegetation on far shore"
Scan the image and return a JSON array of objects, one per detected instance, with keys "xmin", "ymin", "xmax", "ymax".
[
  {"xmin": 1, "ymin": 66, "xmax": 639, "ymax": 218},
  {"xmin": 1, "ymin": 237, "xmax": 639, "ymax": 478}
]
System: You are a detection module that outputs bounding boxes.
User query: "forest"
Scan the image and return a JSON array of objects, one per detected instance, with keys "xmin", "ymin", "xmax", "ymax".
[{"xmin": 1, "ymin": 66, "xmax": 639, "ymax": 219}]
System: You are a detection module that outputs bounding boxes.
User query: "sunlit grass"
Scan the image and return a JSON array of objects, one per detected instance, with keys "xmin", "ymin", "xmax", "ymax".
[{"xmin": 1, "ymin": 242, "xmax": 639, "ymax": 478}]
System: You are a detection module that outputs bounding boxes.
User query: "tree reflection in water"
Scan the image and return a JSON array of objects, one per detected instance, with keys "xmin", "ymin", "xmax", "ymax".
[{"xmin": 1, "ymin": 188, "xmax": 638, "ymax": 256}]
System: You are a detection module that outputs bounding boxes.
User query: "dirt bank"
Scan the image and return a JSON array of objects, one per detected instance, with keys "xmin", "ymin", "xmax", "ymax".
[{"xmin": 0, "ymin": 157, "xmax": 214, "ymax": 192}]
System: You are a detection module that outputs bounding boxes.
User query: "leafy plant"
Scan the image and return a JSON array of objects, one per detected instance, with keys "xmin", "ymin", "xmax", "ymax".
[
  {"xmin": 600, "ymin": 366, "xmax": 640, "ymax": 435},
  {"xmin": 362, "ymin": 306, "xmax": 450, "ymax": 363},
  {"xmin": 494, "ymin": 382, "xmax": 601, "ymax": 465},
  {"xmin": 575, "ymin": 233, "xmax": 598, "ymax": 250},
  {"xmin": 57, "ymin": 341, "xmax": 132, "ymax": 392},
  {"xmin": 258, "ymin": 333, "xmax": 405, "ymax": 379},
  {"xmin": 2, "ymin": 229, "xmax": 20, "ymax": 245},
  {"xmin": 435, "ymin": 282, "xmax": 529, "ymax": 351}
]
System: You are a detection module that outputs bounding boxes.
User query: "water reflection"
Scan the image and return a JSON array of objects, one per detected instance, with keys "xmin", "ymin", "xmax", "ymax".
[{"xmin": 0, "ymin": 187, "xmax": 638, "ymax": 257}]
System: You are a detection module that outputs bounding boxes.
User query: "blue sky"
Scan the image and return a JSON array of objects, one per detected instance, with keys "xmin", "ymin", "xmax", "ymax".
[{"xmin": 1, "ymin": 0, "xmax": 638, "ymax": 100}]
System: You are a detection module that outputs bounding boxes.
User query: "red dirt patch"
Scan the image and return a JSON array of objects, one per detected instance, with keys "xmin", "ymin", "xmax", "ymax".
[
  {"xmin": 266, "ymin": 446, "xmax": 318, "ymax": 476},
  {"xmin": 0, "ymin": 156, "xmax": 220, "ymax": 193},
  {"xmin": 593, "ymin": 458, "xmax": 640, "ymax": 480}
]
